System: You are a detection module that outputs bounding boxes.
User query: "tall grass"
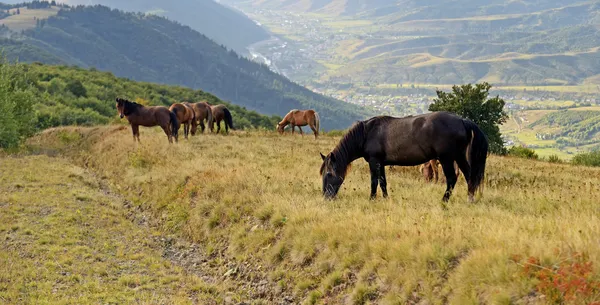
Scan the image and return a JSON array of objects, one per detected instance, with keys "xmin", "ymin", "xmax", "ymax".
[{"xmin": 26, "ymin": 126, "xmax": 600, "ymax": 304}]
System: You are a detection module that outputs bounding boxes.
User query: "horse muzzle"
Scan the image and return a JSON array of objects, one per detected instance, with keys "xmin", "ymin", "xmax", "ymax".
[{"xmin": 120, "ymin": 114, "xmax": 124, "ymax": 119}]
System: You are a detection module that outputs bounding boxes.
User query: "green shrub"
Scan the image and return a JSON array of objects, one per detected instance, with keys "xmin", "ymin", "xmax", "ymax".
[
  {"xmin": 508, "ymin": 146, "xmax": 539, "ymax": 160},
  {"xmin": 572, "ymin": 151, "xmax": 600, "ymax": 167},
  {"xmin": 546, "ymin": 154, "xmax": 563, "ymax": 163}
]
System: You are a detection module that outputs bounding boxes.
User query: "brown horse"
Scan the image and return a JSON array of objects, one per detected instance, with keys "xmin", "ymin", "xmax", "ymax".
[
  {"xmin": 209, "ymin": 104, "xmax": 234, "ymax": 134},
  {"xmin": 183, "ymin": 101, "xmax": 213, "ymax": 135},
  {"xmin": 115, "ymin": 98, "xmax": 179, "ymax": 143},
  {"xmin": 169, "ymin": 103, "xmax": 195, "ymax": 140},
  {"xmin": 419, "ymin": 160, "xmax": 460, "ymax": 183},
  {"xmin": 277, "ymin": 109, "xmax": 320, "ymax": 139},
  {"xmin": 320, "ymin": 112, "xmax": 488, "ymax": 202}
]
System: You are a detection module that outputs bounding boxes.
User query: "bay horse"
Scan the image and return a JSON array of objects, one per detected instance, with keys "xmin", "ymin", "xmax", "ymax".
[
  {"xmin": 209, "ymin": 104, "xmax": 234, "ymax": 134},
  {"xmin": 169, "ymin": 103, "xmax": 196, "ymax": 140},
  {"xmin": 115, "ymin": 98, "xmax": 179, "ymax": 143},
  {"xmin": 419, "ymin": 160, "xmax": 460, "ymax": 183},
  {"xmin": 319, "ymin": 112, "xmax": 488, "ymax": 202},
  {"xmin": 183, "ymin": 101, "xmax": 213, "ymax": 135},
  {"xmin": 277, "ymin": 109, "xmax": 320, "ymax": 139}
]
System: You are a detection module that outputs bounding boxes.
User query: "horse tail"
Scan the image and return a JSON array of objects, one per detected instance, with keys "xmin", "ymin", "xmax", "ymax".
[
  {"xmin": 462, "ymin": 119, "xmax": 488, "ymax": 195},
  {"xmin": 223, "ymin": 108, "xmax": 234, "ymax": 130},
  {"xmin": 314, "ymin": 111, "xmax": 320, "ymax": 137},
  {"xmin": 169, "ymin": 110, "xmax": 179, "ymax": 138}
]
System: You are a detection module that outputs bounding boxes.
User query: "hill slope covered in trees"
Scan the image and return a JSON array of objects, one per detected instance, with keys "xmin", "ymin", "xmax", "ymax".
[
  {"xmin": 0, "ymin": 59, "xmax": 282, "ymax": 149},
  {"xmin": 0, "ymin": 4, "xmax": 370, "ymax": 130}
]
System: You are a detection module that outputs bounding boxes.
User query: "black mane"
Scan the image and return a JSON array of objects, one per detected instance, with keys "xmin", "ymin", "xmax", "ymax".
[
  {"xmin": 117, "ymin": 98, "xmax": 143, "ymax": 115},
  {"xmin": 331, "ymin": 120, "xmax": 367, "ymax": 175}
]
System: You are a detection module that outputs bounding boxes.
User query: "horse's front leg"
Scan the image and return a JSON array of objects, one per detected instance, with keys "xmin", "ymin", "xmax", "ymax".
[
  {"xmin": 132, "ymin": 124, "xmax": 140, "ymax": 142},
  {"xmin": 298, "ymin": 126, "xmax": 304, "ymax": 136},
  {"xmin": 291, "ymin": 124, "xmax": 295, "ymax": 135},
  {"xmin": 368, "ymin": 160, "xmax": 381, "ymax": 200}
]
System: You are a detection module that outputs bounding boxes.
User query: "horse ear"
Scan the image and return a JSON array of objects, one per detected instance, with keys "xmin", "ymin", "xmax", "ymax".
[
  {"xmin": 329, "ymin": 153, "xmax": 336, "ymax": 162},
  {"xmin": 320, "ymin": 152, "xmax": 326, "ymax": 160}
]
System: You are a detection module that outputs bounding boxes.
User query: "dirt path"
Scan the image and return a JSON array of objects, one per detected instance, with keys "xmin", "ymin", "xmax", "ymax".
[{"xmin": 0, "ymin": 155, "xmax": 296, "ymax": 304}]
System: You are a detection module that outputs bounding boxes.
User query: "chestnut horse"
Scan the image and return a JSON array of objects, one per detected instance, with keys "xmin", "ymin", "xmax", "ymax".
[
  {"xmin": 183, "ymin": 101, "xmax": 213, "ymax": 135},
  {"xmin": 277, "ymin": 109, "xmax": 320, "ymax": 139},
  {"xmin": 210, "ymin": 104, "xmax": 234, "ymax": 134},
  {"xmin": 320, "ymin": 112, "xmax": 488, "ymax": 202},
  {"xmin": 115, "ymin": 98, "xmax": 179, "ymax": 143},
  {"xmin": 419, "ymin": 160, "xmax": 460, "ymax": 183},
  {"xmin": 169, "ymin": 103, "xmax": 196, "ymax": 140}
]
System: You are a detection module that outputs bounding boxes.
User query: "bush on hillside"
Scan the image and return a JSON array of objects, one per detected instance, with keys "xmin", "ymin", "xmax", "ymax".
[
  {"xmin": 571, "ymin": 151, "xmax": 600, "ymax": 167},
  {"xmin": 508, "ymin": 146, "xmax": 539, "ymax": 160},
  {"xmin": 0, "ymin": 57, "xmax": 37, "ymax": 149},
  {"xmin": 546, "ymin": 154, "xmax": 563, "ymax": 164}
]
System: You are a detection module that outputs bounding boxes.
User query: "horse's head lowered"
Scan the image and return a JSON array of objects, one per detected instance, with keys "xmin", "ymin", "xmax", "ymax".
[
  {"xmin": 276, "ymin": 122, "xmax": 285, "ymax": 134},
  {"xmin": 320, "ymin": 152, "xmax": 345, "ymax": 199}
]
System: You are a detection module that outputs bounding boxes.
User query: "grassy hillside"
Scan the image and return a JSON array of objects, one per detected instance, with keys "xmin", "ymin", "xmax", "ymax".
[
  {"xmin": 21, "ymin": 63, "xmax": 281, "ymax": 132},
  {"xmin": 0, "ymin": 155, "xmax": 221, "ymax": 303},
  {"xmin": 225, "ymin": 0, "xmax": 600, "ymax": 87},
  {"xmin": 0, "ymin": 4, "xmax": 371, "ymax": 130},
  {"xmin": 503, "ymin": 106, "xmax": 600, "ymax": 158},
  {"xmin": 20, "ymin": 126, "xmax": 600, "ymax": 304}
]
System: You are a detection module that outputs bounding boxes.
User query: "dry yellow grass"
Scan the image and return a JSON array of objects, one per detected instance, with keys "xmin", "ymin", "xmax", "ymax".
[
  {"xmin": 0, "ymin": 7, "xmax": 60, "ymax": 31},
  {"xmin": 0, "ymin": 154, "xmax": 219, "ymax": 304},
  {"xmin": 21, "ymin": 126, "xmax": 600, "ymax": 304}
]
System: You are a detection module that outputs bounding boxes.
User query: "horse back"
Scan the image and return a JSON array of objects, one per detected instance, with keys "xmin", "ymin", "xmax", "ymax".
[{"xmin": 366, "ymin": 112, "xmax": 469, "ymax": 165}]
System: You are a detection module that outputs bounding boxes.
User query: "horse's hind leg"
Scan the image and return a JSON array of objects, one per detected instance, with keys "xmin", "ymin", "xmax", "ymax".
[
  {"xmin": 200, "ymin": 121, "xmax": 205, "ymax": 133},
  {"xmin": 162, "ymin": 125, "xmax": 172, "ymax": 144},
  {"xmin": 379, "ymin": 164, "xmax": 388, "ymax": 198},
  {"xmin": 184, "ymin": 122, "xmax": 189, "ymax": 139},
  {"xmin": 310, "ymin": 124, "xmax": 318, "ymax": 139},
  {"xmin": 455, "ymin": 155, "xmax": 473, "ymax": 202},
  {"xmin": 440, "ymin": 159, "xmax": 458, "ymax": 202}
]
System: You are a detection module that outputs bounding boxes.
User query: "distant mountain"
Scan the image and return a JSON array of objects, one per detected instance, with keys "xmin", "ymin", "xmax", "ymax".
[
  {"xmin": 2, "ymin": 0, "xmax": 270, "ymax": 55},
  {"xmin": 0, "ymin": 4, "xmax": 371, "ymax": 130}
]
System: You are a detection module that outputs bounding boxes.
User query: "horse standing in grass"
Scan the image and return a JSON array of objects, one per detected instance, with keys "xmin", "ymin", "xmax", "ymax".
[
  {"xmin": 209, "ymin": 104, "xmax": 234, "ymax": 134},
  {"xmin": 277, "ymin": 109, "xmax": 320, "ymax": 139},
  {"xmin": 169, "ymin": 103, "xmax": 196, "ymax": 140},
  {"xmin": 419, "ymin": 160, "xmax": 460, "ymax": 183},
  {"xmin": 183, "ymin": 101, "xmax": 213, "ymax": 135},
  {"xmin": 115, "ymin": 98, "xmax": 179, "ymax": 143},
  {"xmin": 320, "ymin": 112, "xmax": 488, "ymax": 202}
]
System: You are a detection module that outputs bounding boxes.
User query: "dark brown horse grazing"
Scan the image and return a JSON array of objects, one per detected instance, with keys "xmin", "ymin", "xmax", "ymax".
[
  {"xmin": 115, "ymin": 98, "xmax": 179, "ymax": 143},
  {"xmin": 320, "ymin": 112, "xmax": 488, "ymax": 202},
  {"xmin": 209, "ymin": 104, "xmax": 234, "ymax": 134},
  {"xmin": 277, "ymin": 109, "xmax": 320, "ymax": 139},
  {"xmin": 183, "ymin": 101, "xmax": 213, "ymax": 135},
  {"xmin": 169, "ymin": 103, "xmax": 195, "ymax": 140},
  {"xmin": 419, "ymin": 160, "xmax": 460, "ymax": 183}
]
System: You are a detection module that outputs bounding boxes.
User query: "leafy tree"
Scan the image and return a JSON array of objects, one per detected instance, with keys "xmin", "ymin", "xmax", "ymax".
[
  {"xmin": 0, "ymin": 57, "xmax": 37, "ymax": 149},
  {"xmin": 428, "ymin": 82, "xmax": 508, "ymax": 154},
  {"xmin": 66, "ymin": 79, "xmax": 87, "ymax": 97}
]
